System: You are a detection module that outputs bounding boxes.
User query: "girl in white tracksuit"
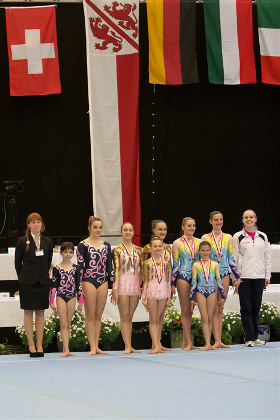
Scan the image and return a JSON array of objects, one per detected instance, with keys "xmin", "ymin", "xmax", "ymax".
[{"xmin": 233, "ymin": 210, "xmax": 271, "ymax": 347}]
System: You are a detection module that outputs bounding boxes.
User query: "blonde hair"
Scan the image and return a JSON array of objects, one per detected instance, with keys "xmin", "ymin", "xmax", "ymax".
[
  {"xmin": 182, "ymin": 217, "xmax": 195, "ymax": 227},
  {"xmin": 25, "ymin": 213, "xmax": 45, "ymax": 251},
  {"xmin": 151, "ymin": 220, "xmax": 167, "ymax": 232},
  {"xmin": 242, "ymin": 209, "xmax": 258, "ymax": 229}
]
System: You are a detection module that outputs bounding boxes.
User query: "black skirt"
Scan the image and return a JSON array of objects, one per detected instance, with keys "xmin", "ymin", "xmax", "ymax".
[{"xmin": 19, "ymin": 281, "xmax": 50, "ymax": 310}]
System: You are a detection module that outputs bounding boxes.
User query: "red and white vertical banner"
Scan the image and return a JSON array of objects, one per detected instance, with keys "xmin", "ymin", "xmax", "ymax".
[
  {"xmin": 83, "ymin": 0, "xmax": 141, "ymax": 244},
  {"xmin": 5, "ymin": 6, "xmax": 61, "ymax": 96}
]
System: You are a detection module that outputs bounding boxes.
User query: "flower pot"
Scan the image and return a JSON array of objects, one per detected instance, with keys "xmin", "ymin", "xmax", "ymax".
[
  {"xmin": 102, "ymin": 341, "xmax": 112, "ymax": 351},
  {"xmin": 170, "ymin": 330, "xmax": 194, "ymax": 348},
  {"xmin": 258, "ymin": 325, "xmax": 270, "ymax": 342},
  {"xmin": 232, "ymin": 334, "xmax": 243, "ymax": 344},
  {"xmin": 170, "ymin": 330, "xmax": 183, "ymax": 348},
  {"xmin": 57, "ymin": 336, "xmax": 63, "ymax": 353}
]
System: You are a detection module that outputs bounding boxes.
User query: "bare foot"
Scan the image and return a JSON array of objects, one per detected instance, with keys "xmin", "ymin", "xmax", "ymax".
[
  {"xmin": 182, "ymin": 341, "xmax": 187, "ymax": 349},
  {"xmin": 183, "ymin": 344, "xmax": 192, "ymax": 351},
  {"xmin": 96, "ymin": 348, "xmax": 108, "ymax": 355},
  {"xmin": 149, "ymin": 347, "xmax": 165, "ymax": 354},
  {"xmin": 221, "ymin": 342, "xmax": 230, "ymax": 348},
  {"xmin": 199, "ymin": 345, "xmax": 211, "ymax": 351},
  {"xmin": 88, "ymin": 349, "xmax": 96, "ymax": 356},
  {"xmin": 191, "ymin": 345, "xmax": 199, "ymax": 350},
  {"xmin": 211, "ymin": 346, "xmax": 218, "ymax": 350},
  {"xmin": 131, "ymin": 348, "xmax": 141, "ymax": 353},
  {"xmin": 212, "ymin": 342, "xmax": 220, "ymax": 349},
  {"xmin": 60, "ymin": 351, "xmax": 75, "ymax": 357},
  {"xmin": 160, "ymin": 345, "xmax": 171, "ymax": 351}
]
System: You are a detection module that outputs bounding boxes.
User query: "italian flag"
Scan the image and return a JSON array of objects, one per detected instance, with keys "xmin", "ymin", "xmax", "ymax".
[
  {"xmin": 203, "ymin": 0, "xmax": 256, "ymax": 85},
  {"xmin": 257, "ymin": 0, "xmax": 280, "ymax": 85}
]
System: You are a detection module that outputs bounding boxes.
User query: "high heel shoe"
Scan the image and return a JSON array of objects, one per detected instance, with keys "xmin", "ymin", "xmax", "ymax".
[{"xmin": 29, "ymin": 350, "xmax": 38, "ymax": 357}]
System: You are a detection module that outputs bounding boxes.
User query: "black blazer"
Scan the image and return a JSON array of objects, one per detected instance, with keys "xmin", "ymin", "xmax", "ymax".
[{"xmin": 15, "ymin": 235, "xmax": 53, "ymax": 286}]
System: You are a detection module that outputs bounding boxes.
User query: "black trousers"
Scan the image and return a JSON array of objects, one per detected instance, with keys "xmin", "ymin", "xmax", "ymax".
[{"xmin": 238, "ymin": 278, "xmax": 265, "ymax": 342}]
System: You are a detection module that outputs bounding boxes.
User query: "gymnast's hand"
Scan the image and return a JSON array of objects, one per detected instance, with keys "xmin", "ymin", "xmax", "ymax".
[
  {"xmin": 232, "ymin": 278, "xmax": 241, "ymax": 294},
  {"xmin": 142, "ymin": 298, "xmax": 149, "ymax": 312},
  {"xmin": 171, "ymin": 286, "xmax": 176, "ymax": 298},
  {"xmin": 50, "ymin": 303, "xmax": 57, "ymax": 314},
  {"xmin": 218, "ymin": 298, "xmax": 225, "ymax": 309},
  {"xmin": 111, "ymin": 289, "xmax": 119, "ymax": 305}
]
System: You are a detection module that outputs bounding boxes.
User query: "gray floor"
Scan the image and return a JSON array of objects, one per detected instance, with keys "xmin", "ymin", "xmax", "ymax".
[{"xmin": 0, "ymin": 343, "xmax": 279, "ymax": 420}]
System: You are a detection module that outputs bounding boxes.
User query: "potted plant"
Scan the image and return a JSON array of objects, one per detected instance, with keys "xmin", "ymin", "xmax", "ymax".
[
  {"xmin": 162, "ymin": 297, "xmax": 183, "ymax": 347},
  {"xmin": 99, "ymin": 317, "xmax": 121, "ymax": 350},
  {"xmin": 222, "ymin": 312, "xmax": 244, "ymax": 344},
  {"xmin": 16, "ymin": 317, "xmax": 56, "ymax": 350},
  {"xmin": 258, "ymin": 302, "xmax": 280, "ymax": 342}
]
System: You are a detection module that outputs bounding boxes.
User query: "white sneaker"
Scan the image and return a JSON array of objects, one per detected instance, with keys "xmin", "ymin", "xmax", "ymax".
[
  {"xmin": 245, "ymin": 341, "xmax": 255, "ymax": 347},
  {"xmin": 254, "ymin": 339, "xmax": 266, "ymax": 345}
]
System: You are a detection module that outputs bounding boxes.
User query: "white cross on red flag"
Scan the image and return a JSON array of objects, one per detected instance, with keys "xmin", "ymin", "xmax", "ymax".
[{"xmin": 5, "ymin": 5, "xmax": 61, "ymax": 96}]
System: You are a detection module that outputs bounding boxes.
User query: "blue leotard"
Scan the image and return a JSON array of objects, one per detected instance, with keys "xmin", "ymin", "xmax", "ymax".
[
  {"xmin": 172, "ymin": 236, "xmax": 200, "ymax": 286},
  {"xmin": 190, "ymin": 260, "xmax": 225, "ymax": 300},
  {"xmin": 202, "ymin": 232, "xmax": 240, "ymax": 280}
]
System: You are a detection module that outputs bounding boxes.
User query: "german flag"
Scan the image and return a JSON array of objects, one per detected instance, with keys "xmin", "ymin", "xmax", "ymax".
[{"xmin": 147, "ymin": 0, "xmax": 198, "ymax": 85}]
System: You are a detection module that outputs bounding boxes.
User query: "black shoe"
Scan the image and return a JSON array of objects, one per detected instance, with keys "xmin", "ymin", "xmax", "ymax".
[
  {"xmin": 37, "ymin": 352, "xmax": 44, "ymax": 357},
  {"xmin": 29, "ymin": 350, "xmax": 38, "ymax": 357}
]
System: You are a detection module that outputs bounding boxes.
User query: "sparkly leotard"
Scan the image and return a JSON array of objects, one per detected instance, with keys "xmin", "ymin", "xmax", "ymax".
[
  {"xmin": 76, "ymin": 241, "xmax": 114, "ymax": 288},
  {"xmin": 112, "ymin": 244, "xmax": 142, "ymax": 296},
  {"xmin": 141, "ymin": 243, "xmax": 171, "ymax": 273},
  {"xmin": 172, "ymin": 236, "xmax": 201, "ymax": 286},
  {"xmin": 142, "ymin": 258, "xmax": 171, "ymax": 300},
  {"xmin": 50, "ymin": 264, "xmax": 83, "ymax": 305},
  {"xmin": 190, "ymin": 260, "xmax": 225, "ymax": 300},
  {"xmin": 201, "ymin": 232, "xmax": 240, "ymax": 280}
]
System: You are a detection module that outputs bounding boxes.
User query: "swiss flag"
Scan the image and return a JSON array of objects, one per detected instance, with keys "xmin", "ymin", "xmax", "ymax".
[{"xmin": 5, "ymin": 6, "xmax": 61, "ymax": 96}]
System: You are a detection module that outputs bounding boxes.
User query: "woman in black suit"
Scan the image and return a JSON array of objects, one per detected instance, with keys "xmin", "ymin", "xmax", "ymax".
[{"xmin": 15, "ymin": 213, "xmax": 53, "ymax": 356}]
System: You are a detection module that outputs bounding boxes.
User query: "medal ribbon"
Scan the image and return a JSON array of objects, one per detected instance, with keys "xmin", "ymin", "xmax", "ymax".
[
  {"xmin": 162, "ymin": 243, "xmax": 167, "ymax": 260},
  {"xmin": 152, "ymin": 257, "xmax": 164, "ymax": 284},
  {"xmin": 122, "ymin": 243, "xmax": 135, "ymax": 268},
  {"xmin": 182, "ymin": 236, "xmax": 196, "ymax": 262},
  {"xmin": 211, "ymin": 232, "xmax": 223, "ymax": 258},
  {"xmin": 200, "ymin": 259, "xmax": 211, "ymax": 284}
]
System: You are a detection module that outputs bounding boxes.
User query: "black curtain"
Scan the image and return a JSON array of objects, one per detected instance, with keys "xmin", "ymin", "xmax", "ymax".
[{"xmin": 0, "ymin": 3, "xmax": 279, "ymax": 247}]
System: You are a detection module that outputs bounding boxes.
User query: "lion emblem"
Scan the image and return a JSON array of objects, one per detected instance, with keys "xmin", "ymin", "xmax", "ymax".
[
  {"xmin": 104, "ymin": 2, "xmax": 138, "ymax": 39},
  {"xmin": 89, "ymin": 17, "xmax": 123, "ymax": 52}
]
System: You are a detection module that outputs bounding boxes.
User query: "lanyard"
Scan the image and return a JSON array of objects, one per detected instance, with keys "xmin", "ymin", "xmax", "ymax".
[
  {"xmin": 200, "ymin": 259, "xmax": 211, "ymax": 284},
  {"xmin": 182, "ymin": 236, "xmax": 196, "ymax": 262},
  {"xmin": 122, "ymin": 243, "xmax": 135, "ymax": 267},
  {"xmin": 152, "ymin": 257, "xmax": 164, "ymax": 284},
  {"xmin": 162, "ymin": 243, "xmax": 167, "ymax": 260},
  {"xmin": 211, "ymin": 231, "xmax": 223, "ymax": 258}
]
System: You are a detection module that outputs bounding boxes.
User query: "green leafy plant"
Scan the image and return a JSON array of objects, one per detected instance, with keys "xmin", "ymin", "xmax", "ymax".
[
  {"xmin": 57, "ymin": 310, "xmax": 89, "ymax": 350},
  {"xmin": 258, "ymin": 302, "xmax": 280, "ymax": 326},
  {"xmin": 99, "ymin": 317, "xmax": 121, "ymax": 344},
  {"xmin": 222, "ymin": 312, "xmax": 243, "ymax": 337},
  {"xmin": 16, "ymin": 317, "xmax": 56, "ymax": 349},
  {"xmin": 162, "ymin": 297, "xmax": 182, "ymax": 333}
]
